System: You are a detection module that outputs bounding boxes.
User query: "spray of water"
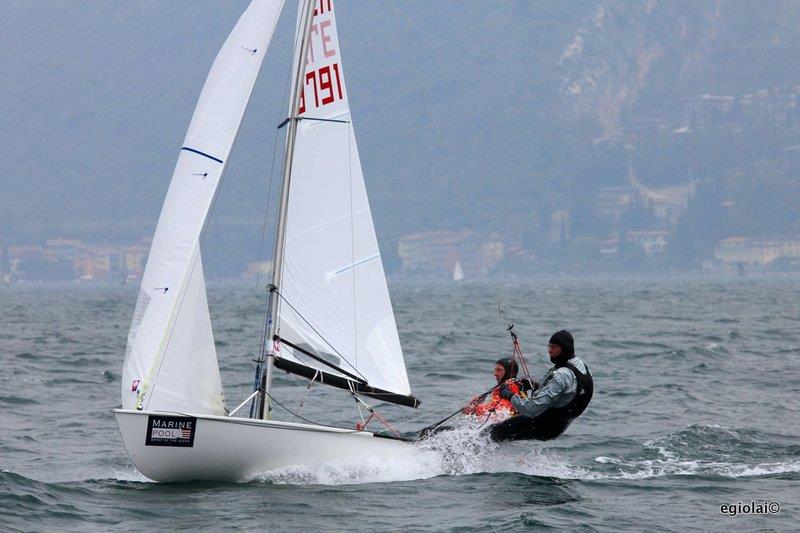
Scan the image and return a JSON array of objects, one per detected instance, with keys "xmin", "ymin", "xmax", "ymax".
[
  {"xmin": 243, "ymin": 422, "xmax": 800, "ymax": 486},
  {"xmin": 246, "ymin": 419, "xmax": 586, "ymax": 486}
]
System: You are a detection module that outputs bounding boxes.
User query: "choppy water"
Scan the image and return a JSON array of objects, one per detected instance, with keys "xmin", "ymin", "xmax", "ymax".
[{"xmin": 1, "ymin": 276, "xmax": 799, "ymax": 531}]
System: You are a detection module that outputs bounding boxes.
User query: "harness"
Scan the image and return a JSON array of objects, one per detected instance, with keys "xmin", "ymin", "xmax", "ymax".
[
  {"xmin": 547, "ymin": 362, "xmax": 593, "ymax": 420},
  {"xmin": 524, "ymin": 360, "xmax": 593, "ymax": 440}
]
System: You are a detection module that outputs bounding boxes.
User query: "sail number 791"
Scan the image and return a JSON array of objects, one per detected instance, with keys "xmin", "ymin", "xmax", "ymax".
[{"xmin": 299, "ymin": 63, "xmax": 344, "ymax": 114}]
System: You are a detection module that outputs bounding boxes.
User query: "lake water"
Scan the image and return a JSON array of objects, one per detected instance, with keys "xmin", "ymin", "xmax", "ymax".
[{"xmin": 1, "ymin": 276, "xmax": 798, "ymax": 530}]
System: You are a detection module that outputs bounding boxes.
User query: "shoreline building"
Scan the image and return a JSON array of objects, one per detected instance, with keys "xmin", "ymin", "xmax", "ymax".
[
  {"xmin": 4, "ymin": 238, "xmax": 150, "ymax": 282},
  {"xmin": 710, "ymin": 237, "xmax": 800, "ymax": 272},
  {"xmin": 398, "ymin": 230, "xmax": 504, "ymax": 279},
  {"xmin": 625, "ymin": 230, "xmax": 670, "ymax": 259}
]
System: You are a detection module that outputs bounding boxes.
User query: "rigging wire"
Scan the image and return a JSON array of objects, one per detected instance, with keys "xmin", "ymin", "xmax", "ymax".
[
  {"xmin": 265, "ymin": 387, "xmax": 405, "ymax": 440},
  {"xmin": 269, "ymin": 286, "xmax": 368, "ymax": 382},
  {"xmin": 375, "ymin": 397, "xmax": 466, "ymax": 433},
  {"xmin": 253, "ymin": 127, "xmax": 282, "ymax": 292},
  {"xmin": 264, "ymin": 390, "xmax": 322, "ymax": 426},
  {"xmin": 348, "ymin": 386, "xmax": 402, "ymax": 437},
  {"xmin": 416, "ymin": 383, "xmax": 501, "ymax": 436},
  {"xmin": 291, "ymin": 369, "xmax": 320, "ymax": 423},
  {"xmin": 248, "ymin": 40, "xmax": 299, "ymax": 418},
  {"xmin": 487, "ymin": 268, "xmax": 532, "ymax": 380},
  {"xmin": 254, "ymin": 41, "xmax": 296, "ymax": 294},
  {"xmin": 249, "ymin": 126, "xmax": 283, "ymax": 418}
]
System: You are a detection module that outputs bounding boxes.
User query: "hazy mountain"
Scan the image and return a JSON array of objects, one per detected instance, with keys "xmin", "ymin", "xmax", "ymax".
[{"xmin": 2, "ymin": 0, "xmax": 799, "ymax": 274}]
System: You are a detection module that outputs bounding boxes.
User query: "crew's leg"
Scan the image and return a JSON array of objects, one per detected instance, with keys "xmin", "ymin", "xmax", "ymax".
[
  {"xmin": 531, "ymin": 417, "xmax": 571, "ymax": 441},
  {"xmin": 488, "ymin": 415, "xmax": 537, "ymax": 442}
]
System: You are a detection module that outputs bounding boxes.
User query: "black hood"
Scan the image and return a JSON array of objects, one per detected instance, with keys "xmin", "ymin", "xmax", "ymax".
[
  {"xmin": 549, "ymin": 330, "xmax": 575, "ymax": 367},
  {"xmin": 496, "ymin": 357, "xmax": 519, "ymax": 382}
]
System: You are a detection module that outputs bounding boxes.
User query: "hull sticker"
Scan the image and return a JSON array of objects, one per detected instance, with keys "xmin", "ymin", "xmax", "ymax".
[{"xmin": 145, "ymin": 415, "xmax": 197, "ymax": 447}]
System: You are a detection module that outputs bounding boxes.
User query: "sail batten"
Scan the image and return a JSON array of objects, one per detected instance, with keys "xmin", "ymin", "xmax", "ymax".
[
  {"xmin": 121, "ymin": 0, "xmax": 285, "ymax": 415},
  {"xmin": 180, "ymin": 146, "xmax": 225, "ymax": 164}
]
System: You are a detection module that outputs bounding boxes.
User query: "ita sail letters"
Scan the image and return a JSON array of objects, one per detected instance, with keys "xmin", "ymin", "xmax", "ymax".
[{"xmin": 145, "ymin": 415, "xmax": 197, "ymax": 447}]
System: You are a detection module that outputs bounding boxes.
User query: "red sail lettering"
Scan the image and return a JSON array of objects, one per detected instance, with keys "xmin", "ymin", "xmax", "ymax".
[
  {"xmin": 319, "ymin": 66, "xmax": 334, "ymax": 105},
  {"xmin": 305, "ymin": 70, "xmax": 319, "ymax": 108},
  {"xmin": 332, "ymin": 63, "xmax": 343, "ymax": 100},
  {"xmin": 315, "ymin": 0, "xmax": 332, "ymax": 15},
  {"xmin": 307, "ymin": 24, "xmax": 317, "ymax": 65},
  {"xmin": 320, "ymin": 20, "xmax": 335, "ymax": 58}
]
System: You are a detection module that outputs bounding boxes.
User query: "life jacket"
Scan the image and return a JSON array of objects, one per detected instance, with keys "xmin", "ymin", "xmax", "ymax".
[
  {"xmin": 530, "ymin": 361, "xmax": 593, "ymax": 440},
  {"xmin": 465, "ymin": 381, "xmax": 521, "ymax": 420}
]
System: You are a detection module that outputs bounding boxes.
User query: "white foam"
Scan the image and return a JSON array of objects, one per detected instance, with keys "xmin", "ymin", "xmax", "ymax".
[
  {"xmin": 12, "ymin": 465, "xmax": 153, "ymax": 484},
  {"xmin": 592, "ymin": 456, "xmax": 800, "ymax": 480},
  {"xmin": 247, "ymin": 421, "xmax": 589, "ymax": 486},
  {"xmin": 110, "ymin": 466, "xmax": 153, "ymax": 483}
]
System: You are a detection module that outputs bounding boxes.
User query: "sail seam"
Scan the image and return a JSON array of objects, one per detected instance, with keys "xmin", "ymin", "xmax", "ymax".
[
  {"xmin": 243, "ymin": 11, "xmax": 271, "ymax": 32},
  {"xmin": 284, "ymin": 208, "xmax": 369, "ymax": 243},
  {"xmin": 197, "ymin": 114, "xmax": 234, "ymax": 140}
]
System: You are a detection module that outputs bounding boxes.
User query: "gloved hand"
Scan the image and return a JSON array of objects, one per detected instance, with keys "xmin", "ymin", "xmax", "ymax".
[
  {"xmin": 498, "ymin": 382, "xmax": 516, "ymax": 401},
  {"xmin": 461, "ymin": 395, "xmax": 481, "ymax": 414},
  {"xmin": 520, "ymin": 378, "xmax": 538, "ymax": 392}
]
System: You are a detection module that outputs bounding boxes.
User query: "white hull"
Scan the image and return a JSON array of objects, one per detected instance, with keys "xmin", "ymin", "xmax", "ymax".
[{"xmin": 114, "ymin": 409, "xmax": 411, "ymax": 482}]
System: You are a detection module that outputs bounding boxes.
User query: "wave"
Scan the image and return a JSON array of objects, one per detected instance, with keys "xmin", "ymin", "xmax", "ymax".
[
  {"xmin": 0, "ymin": 469, "xmax": 94, "ymax": 519},
  {"xmin": 243, "ymin": 423, "xmax": 799, "ymax": 486},
  {"xmin": 594, "ymin": 455, "xmax": 800, "ymax": 479},
  {"xmin": 0, "ymin": 395, "xmax": 39, "ymax": 406},
  {"xmin": 591, "ymin": 424, "xmax": 800, "ymax": 480},
  {"xmin": 7, "ymin": 423, "xmax": 796, "ymax": 493},
  {"xmin": 1, "ymin": 466, "xmax": 152, "ymax": 487}
]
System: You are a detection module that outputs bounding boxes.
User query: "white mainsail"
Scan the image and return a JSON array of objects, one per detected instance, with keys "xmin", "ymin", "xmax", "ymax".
[
  {"xmin": 122, "ymin": 0, "xmax": 284, "ymax": 415},
  {"xmin": 275, "ymin": 0, "xmax": 411, "ymax": 397}
]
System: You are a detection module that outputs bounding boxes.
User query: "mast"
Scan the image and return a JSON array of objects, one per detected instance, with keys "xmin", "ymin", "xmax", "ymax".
[{"xmin": 256, "ymin": 0, "xmax": 317, "ymax": 420}]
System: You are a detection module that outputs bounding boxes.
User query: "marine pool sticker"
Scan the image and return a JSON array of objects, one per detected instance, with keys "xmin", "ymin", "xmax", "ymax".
[{"xmin": 145, "ymin": 415, "xmax": 197, "ymax": 447}]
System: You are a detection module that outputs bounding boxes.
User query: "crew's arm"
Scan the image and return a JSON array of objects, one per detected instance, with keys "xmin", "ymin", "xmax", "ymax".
[
  {"xmin": 510, "ymin": 370, "xmax": 572, "ymax": 418},
  {"xmin": 462, "ymin": 394, "xmax": 481, "ymax": 414}
]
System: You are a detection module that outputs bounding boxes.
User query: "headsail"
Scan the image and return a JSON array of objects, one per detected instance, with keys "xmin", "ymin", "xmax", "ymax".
[
  {"xmin": 273, "ymin": 0, "xmax": 415, "ymax": 406},
  {"xmin": 122, "ymin": 0, "xmax": 284, "ymax": 415}
]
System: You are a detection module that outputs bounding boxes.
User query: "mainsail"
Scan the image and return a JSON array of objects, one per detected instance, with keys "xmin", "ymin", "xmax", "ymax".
[
  {"xmin": 272, "ymin": 0, "xmax": 415, "ymax": 406},
  {"xmin": 122, "ymin": 0, "xmax": 284, "ymax": 415}
]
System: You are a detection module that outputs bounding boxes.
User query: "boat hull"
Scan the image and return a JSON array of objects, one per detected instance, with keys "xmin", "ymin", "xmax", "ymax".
[{"xmin": 113, "ymin": 409, "xmax": 411, "ymax": 482}]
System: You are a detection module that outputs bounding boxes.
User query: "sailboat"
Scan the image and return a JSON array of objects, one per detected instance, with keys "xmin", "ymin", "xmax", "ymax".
[
  {"xmin": 114, "ymin": 0, "xmax": 420, "ymax": 482},
  {"xmin": 452, "ymin": 260, "xmax": 464, "ymax": 281}
]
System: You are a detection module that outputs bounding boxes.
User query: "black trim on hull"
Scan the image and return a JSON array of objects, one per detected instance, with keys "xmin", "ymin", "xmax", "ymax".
[{"xmin": 273, "ymin": 356, "xmax": 421, "ymax": 409}]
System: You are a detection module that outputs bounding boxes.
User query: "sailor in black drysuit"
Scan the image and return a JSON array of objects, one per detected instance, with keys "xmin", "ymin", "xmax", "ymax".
[{"xmin": 489, "ymin": 330, "xmax": 593, "ymax": 442}]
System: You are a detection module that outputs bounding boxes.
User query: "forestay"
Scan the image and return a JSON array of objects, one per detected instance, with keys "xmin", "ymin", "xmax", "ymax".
[
  {"xmin": 121, "ymin": 0, "xmax": 284, "ymax": 415},
  {"xmin": 275, "ymin": 0, "xmax": 412, "ymax": 399}
]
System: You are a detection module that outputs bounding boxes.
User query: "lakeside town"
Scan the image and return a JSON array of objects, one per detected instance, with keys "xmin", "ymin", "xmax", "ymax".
[
  {"xmin": 6, "ymin": 102, "xmax": 800, "ymax": 284},
  {"xmin": 4, "ymin": 185, "xmax": 799, "ymax": 285}
]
